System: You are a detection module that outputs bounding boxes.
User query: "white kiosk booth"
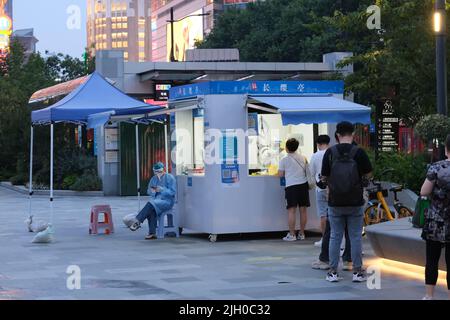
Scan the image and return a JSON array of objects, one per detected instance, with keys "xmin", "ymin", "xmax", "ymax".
[{"xmin": 160, "ymin": 81, "xmax": 370, "ymax": 241}]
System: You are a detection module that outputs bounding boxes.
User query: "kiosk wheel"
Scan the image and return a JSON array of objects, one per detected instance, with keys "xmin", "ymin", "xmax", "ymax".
[{"xmin": 209, "ymin": 234, "xmax": 218, "ymax": 243}]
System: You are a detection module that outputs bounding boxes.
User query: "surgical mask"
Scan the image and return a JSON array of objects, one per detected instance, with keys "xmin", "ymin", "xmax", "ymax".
[{"xmin": 154, "ymin": 170, "xmax": 164, "ymax": 178}]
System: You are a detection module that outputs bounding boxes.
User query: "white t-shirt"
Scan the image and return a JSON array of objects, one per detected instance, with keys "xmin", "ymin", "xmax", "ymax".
[
  {"xmin": 310, "ymin": 149, "xmax": 326, "ymax": 192},
  {"xmin": 279, "ymin": 153, "xmax": 308, "ymax": 188}
]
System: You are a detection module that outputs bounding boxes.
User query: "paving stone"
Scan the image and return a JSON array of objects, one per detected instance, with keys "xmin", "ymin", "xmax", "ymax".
[{"xmin": 0, "ymin": 186, "xmax": 446, "ymax": 300}]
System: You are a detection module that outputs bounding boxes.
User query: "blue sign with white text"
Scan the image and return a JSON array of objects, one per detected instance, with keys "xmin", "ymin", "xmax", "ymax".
[{"xmin": 170, "ymin": 81, "xmax": 344, "ymax": 100}]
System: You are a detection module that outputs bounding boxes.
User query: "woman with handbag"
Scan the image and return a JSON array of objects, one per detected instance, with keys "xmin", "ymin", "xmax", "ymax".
[
  {"xmin": 420, "ymin": 134, "xmax": 450, "ymax": 300},
  {"xmin": 278, "ymin": 138, "xmax": 313, "ymax": 241}
]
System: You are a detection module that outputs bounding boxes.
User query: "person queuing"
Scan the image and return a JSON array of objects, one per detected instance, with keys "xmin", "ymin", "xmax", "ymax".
[
  {"xmin": 320, "ymin": 122, "xmax": 373, "ymax": 282},
  {"xmin": 310, "ymin": 135, "xmax": 331, "ymax": 246},
  {"xmin": 128, "ymin": 162, "xmax": 176, "ymax": 240},
  {"xmin": 278, "ymin": 138, "xmax": 310, "ymax": 241},
  {"xmin": 420, "ymin": 134, "xmax": 450, "ymax": 300},
  {"xmin": 312, "ymin": 134, "xmax": 353, "ymax": 271}
]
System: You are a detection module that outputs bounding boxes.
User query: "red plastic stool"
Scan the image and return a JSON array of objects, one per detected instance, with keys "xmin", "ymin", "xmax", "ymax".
[{"xmin": 89, "ymin": 205, "xmax": 114, "ymax": 235}]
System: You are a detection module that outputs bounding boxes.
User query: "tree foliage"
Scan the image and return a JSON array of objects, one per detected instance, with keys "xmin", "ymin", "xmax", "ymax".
[
  {"xmin": 415, "ymin": 114, "xmax": 450, "ymax": 144},
  {"xmin": 199, "ymin": 0, "xmax": 447, "ymax": 124},
  {"xmin": 0, "ymin": 41, "xmax": 94, "ymax": 180}
]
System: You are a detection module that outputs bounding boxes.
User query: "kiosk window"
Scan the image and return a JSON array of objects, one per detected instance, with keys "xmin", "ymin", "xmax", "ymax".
[
  {"xmin": 247, "ymin": 109, "xmax": 328, "ymax": 176},
  {"xmin": 175, "ymin": 108, "xmax": 205, "ymax": 176}
]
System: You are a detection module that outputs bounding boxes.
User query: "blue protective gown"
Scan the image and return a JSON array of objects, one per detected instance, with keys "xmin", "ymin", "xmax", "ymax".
[{"xmin": 147, "ymin": 173, "xmax": 176, "ymax": 216}]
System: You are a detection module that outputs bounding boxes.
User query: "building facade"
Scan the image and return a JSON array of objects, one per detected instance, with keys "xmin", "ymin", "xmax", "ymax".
[
  {"xmin": 150, "ymin": 0, "xmax": 257, "ymax": 62},
  {"xmin": 0, "ymin": 0, "xmax": 13, "ymax": 56},
  {"xmin": 150, "ymin": 0, "xmax": 219, "ymax": 62},
  {"xmin": 12, "ymin": 29, "xmax": 38, "ymax": 56},
  {"xmin": 87, "ymin": 0, "xmax": 152, "ymax": 62}
]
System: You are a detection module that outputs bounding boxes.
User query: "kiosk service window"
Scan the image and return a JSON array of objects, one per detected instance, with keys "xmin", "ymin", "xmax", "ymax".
[
  {"xmin": 174, "ymin": 108, "xmax": 205, "ymax": 177},
  {"xmin": 247, "ymin": 108, "xmax": 328, "ymax": 177}
]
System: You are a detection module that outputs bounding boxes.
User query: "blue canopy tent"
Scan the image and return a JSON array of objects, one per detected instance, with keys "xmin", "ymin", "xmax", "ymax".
[
  {"xmin": 87, "ymin": 107, "xmax": 166, "ymax": 210},
  {"xmin": 29, "ymin": 71, "xmax": 163, "ymax": 224},
  {"xmin": 248, "ymin": 95, "xmax": 371, "ymax": 125}
]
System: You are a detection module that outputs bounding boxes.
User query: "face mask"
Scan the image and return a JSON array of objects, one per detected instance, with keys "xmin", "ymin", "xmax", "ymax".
[{"xmin": 154, "ymin": 171, "xmax": 164, "ymax": 178}]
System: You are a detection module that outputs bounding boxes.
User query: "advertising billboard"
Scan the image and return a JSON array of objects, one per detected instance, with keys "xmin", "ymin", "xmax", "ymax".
[
  {"xmin": 0, "ymin": 0, "xmax": 12, "ymax": 54},
  {"xmin": 166, "ymin": 9, "xmax": 204, "ymax": 62},
  {"xmin": 155, "ymin": 84, "xmax": 172, "ymax": 101}
]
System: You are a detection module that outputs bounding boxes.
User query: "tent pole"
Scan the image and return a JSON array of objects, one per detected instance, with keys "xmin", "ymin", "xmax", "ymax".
[
  {"xmin": 164, "ymin": 121, "xmax": 169, "ymax": 173},
  {"xmin": 135, "ymin": 123, "xmax": 141, "ymax": 212},
  {"xmin": 28, "ymin": 125, "xmax": 34, "ymax": 219},
  {"xmin": 50, "ymin": 123, "xmax": 54, "ymax": 225}
]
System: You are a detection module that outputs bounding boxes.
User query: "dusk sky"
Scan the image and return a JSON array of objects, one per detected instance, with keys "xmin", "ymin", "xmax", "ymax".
[{"xmin": 13, "ymin": 0, "xmax": 87, "ymax": 58}]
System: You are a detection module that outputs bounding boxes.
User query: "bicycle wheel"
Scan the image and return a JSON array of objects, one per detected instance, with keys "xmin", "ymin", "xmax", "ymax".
[
  {"xmin": 397, "ymin": 206, "xmax": 413, "ymax": 219},
  {"xmin": 364, "ymin": 205, "xmax": 388, "ymax": 226}
]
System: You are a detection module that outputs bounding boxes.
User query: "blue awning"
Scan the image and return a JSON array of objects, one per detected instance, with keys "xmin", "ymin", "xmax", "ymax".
[
  {"xmin": 87, "ymin": 111, "xmax": 115, "ymax": 129},
  {"xmin": 87, "ymin": 106, "xmax": 166, "ymax": 128},
  {"xmin": 249, "ymin": 95, "xmax": 371, "ymax": 125}
]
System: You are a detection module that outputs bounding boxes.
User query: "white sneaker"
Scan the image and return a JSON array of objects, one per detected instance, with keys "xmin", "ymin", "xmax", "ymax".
[
  {"xmin": 326, "ymin": 272, "xmax": 342, "ymax": 282},
  {"xmin": 352, "ymin": 272, "xmax": 367, "ymax": 282},
  {"xmin": 297, "ymin": 233, "xmax": 306, "ymax": 241},
  {"xmin": 283, "ymin": 233, "xmax": 297, "ymax": 241},
  {"xmin": 129, "ymin": 219, "xmax": 141, "ymax": 232},
  {"xmin": 314, "ymin": 238, "xmax": 323, "ymax": 247},
  {"xmin": 312, "ymin": 260, "xmax": 330, "ymax": 270},
  {"xmin": 422, "ymin": 296, "xmax": 433, "ymax": 300}
]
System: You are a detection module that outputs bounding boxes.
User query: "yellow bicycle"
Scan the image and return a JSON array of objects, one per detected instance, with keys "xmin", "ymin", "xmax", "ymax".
[{"xmin": 364, "ymin": 170, "xmax": 414, "ymax": 226}]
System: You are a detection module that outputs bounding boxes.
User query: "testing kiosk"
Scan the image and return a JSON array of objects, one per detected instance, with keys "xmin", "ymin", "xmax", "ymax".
[{"xmin": 161, "ymin": 81, "xmax": 371, "ymax": 241}]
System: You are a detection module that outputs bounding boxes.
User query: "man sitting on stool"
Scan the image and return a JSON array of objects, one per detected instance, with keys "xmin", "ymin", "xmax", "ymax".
[{"xmin": 129, "ymin": 162, "xmax": 176, "ymax": 240}]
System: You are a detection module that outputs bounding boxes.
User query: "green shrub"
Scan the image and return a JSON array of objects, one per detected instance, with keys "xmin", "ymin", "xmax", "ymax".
[
  {"xmin": 366, "ymin": 149, "xmax": 428, "ymax": 194},
  {"xmin": 9, "ymin": 174, "xmax": 28, "ymax": 186},
  {"xmin": 62, "ymin": 175, "xmax": 78, "ymax": 190},
  {"xmin": 70, "ymin": 170, "xmax": 102, "ymax": 191},
  {"xmin": 32, "ymin": 145, "xmax": 99, "ymax": 190},
  {"xmin": 415, "ymin": 114, "xmax": 450, "ymax": 145}
]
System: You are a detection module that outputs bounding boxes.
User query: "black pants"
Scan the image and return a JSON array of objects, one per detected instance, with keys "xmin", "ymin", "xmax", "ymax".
[
  {"xmin": 425, "ymin": 240, "xmax": 450, "ymax": 290},
  {"xmin": 320, "ymin": 218, "xmax": 351, "ymax": 263}
]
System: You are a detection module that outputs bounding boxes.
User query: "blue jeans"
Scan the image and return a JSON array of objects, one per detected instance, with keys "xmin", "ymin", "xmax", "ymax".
[
  {"xmin": 136, "ymin": 202, "xmax": 157, "ymax": 235},
  {"xmin": 320, "ymin": 219, "xmax": 352, "ymax": 263},
  {"xmin": 328, "ymin": 206, "xmax": 364, "ymax": 272}
]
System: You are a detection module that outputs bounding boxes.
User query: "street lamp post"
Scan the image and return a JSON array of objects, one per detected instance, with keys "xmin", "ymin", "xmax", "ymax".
[
  {"xmin": 434, "ymin": 0, "xmax": 448, "ymax": 160},
  {"xmin": 434, "ymin": 0, "xmax": 448, "ymax": 117},
  {"xmin": 167, "ymin": 8, "xmax": 210, "ymax": 62}
]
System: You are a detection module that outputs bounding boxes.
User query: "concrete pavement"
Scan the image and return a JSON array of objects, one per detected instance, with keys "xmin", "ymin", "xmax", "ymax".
[{"xmin": 0, "ymin": 186, "xmax": 447, "ymax": 300}]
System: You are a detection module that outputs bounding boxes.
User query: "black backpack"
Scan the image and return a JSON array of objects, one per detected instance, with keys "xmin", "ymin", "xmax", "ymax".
[{"xmin": 328, "ymin": 145, "xmax": 363, "ymax": 207}]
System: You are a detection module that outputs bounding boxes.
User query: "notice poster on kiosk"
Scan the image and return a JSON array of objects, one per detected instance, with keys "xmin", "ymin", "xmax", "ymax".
[
  {"xmin": 221, "ymin": 164, "xmax": 240, "ymax": 186},
  {"xmin": 220, "ymin": 130, "xmax": 240, "ymax": 187}
]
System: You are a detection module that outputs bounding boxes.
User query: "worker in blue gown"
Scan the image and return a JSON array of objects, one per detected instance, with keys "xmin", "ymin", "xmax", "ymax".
[{"xmin": 129, "ymin": 162, "xmax": 176, "ymax": 239}]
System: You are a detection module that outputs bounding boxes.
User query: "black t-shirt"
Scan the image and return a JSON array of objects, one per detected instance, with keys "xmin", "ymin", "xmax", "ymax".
[{"xmin": 321, "ymin": 143, "xmax": 373, "ymax": 178}]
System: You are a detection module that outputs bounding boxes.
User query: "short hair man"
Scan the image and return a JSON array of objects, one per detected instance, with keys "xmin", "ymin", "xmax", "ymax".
[
  {"xmin": 310, "ymin": 135, "xmax": 330, "ymax": 238},
  {"xmin": 321, "ymin": 122, "xmax": 373, "ymax": 283}
]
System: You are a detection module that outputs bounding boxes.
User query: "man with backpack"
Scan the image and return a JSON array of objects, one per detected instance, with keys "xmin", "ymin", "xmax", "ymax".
[{"xmin": 320, "ymin": 122, "xmax": 373, "ymax": 282}]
